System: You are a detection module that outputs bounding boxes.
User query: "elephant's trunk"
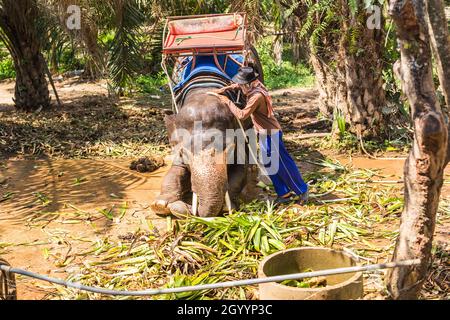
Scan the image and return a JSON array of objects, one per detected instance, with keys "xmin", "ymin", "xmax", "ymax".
[
  {"xmin": 196, "ymin": 190, "xmax": 225, "ymax": 217},
  {"xmin": 190, "ymin": 148, "xmax": 228, "ymax": 217}
]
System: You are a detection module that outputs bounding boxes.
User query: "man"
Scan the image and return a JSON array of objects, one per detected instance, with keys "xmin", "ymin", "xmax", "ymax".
[{"xmin": 208, "ymin": 67, "xmax": 309, "ymax": 204}]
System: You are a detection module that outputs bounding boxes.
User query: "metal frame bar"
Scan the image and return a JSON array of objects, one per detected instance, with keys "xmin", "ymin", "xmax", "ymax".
[
  {"xmin": 166, "ymin": 12, "xmax": 246, "ymax": 22},
  {"xmin": 213, "ymin": 48, "xmax": 226, "ymax": 74},
  {"xmin": 161, "ymin": 56, "xmax": 179, "ymax": 114},
  {"xmin": 223, "ymin": 54, "xmax": 229, "ymax": 71},
  {"xmin": 163, "ymin": 49, "xmax": 245, "ymax": 57},
  {"xmin": 228, "ymin": 55, "xmax": 244, "ymax": 67}
]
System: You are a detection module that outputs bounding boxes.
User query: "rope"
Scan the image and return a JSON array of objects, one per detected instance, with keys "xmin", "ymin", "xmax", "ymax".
[
  {"xmin": 235, "ymin": 112, "xmax": 267, "ymax": 176},
  {"xmin": 0, "ymin": 259, "xmax": 420, "ymax": 297},
  {"xmin": 232, "ymin": 90, "xmax": 271, "ymax": 178}
]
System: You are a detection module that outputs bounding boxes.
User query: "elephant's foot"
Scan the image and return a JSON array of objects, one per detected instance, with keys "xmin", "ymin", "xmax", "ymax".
[
  {"xmin": 151, "ymin": 198, "xmax": 192, "ymax": 219},
  {"xmin": 168, "ymin": 201, "xmax": 192, "ymax": 218},
  {"xmin": 150, "ymin": 198, "xmax": 171, "ymax": 216},
  {"xmin": 151, "ymin": 193, "xmax": 179, "ymax": 216}
]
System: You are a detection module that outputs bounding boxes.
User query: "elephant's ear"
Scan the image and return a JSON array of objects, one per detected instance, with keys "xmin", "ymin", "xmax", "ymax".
[{"xmin": 165, "ymin": 114, "xmax": 179, "ymax": 146}]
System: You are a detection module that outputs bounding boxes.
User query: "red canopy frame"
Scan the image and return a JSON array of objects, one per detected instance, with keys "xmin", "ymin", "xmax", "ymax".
[
  {"xmin": 162, "ymin": 13, "xmax": 247, "ymax": 56},
  {"xmin": 161, "ymin": 13, "xmax": 249, "ymax": 113}
]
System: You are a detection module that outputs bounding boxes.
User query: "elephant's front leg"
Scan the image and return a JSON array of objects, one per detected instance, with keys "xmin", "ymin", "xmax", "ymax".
[{"xmin": 151, "ymin": 163, "xmax": 191, "ymax": 215}]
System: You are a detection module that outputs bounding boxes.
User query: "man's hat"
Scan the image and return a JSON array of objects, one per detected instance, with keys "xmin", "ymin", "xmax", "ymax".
[{"xmin": 232, "ymin": 66, "xmax": 259, "ymax": 85}]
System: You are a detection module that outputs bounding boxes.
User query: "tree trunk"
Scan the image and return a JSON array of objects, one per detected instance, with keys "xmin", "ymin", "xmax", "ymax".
[
  {"xmin": 13, "ymin": 49, "xmax": 51, "ymax": 111},
  {"xmin": 338, "ymin": 2, "xmax": 386, "ymax": 137},
  {"xmin": 385, "ymin": 0, "xmax": 448, "ymax": 299},
  {"xmin": 55, "ymin": 2, "xmax": 105, "ymax": 79},
  {"xmin": 79, "ymin": 24, "xmax": 105, "ymax": 79},
  {"xmin": 307, "ymin": 0, "xmax": 387, "ymax": 137},
  {"xmin": 273, "ymin": 35, "xmax": 283, "ymax": 66},
  {"xmin": 50, "ymin": 42, "xmax": 59, "ymax": 74},
  {"xmin": 425, "ymin": 0, "xmax": 450, "ymax": 111},
  {"xmin": 424, "ymin": 0, "xmax": 450, "ymax": 165},
  {"xmin": 292, "ymin": 35, "xmax": 301, "ymax": 65},
  {"xmin": 273, "ymin": 0, "xmax": 283, "ymax": 66},
  {"xmin": 0, "ymin": 0, "xmax": 50, "ymax": 111},
  {"xmin": 310, "ymin": 54, "xmax": 341, "ymax": 117}
]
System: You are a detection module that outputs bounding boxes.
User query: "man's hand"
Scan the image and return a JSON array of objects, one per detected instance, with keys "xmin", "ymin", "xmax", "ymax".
[
  {"xmin": 207, "ymin": 91, "xmax": 229, "ymax": 102},
  {"xmin": 227, "ymin": 83, "xmax": 240, "ymax": 90},
  {"xmin": 211, "ymin": 83, "xmax": 240, "ymax": 95}
]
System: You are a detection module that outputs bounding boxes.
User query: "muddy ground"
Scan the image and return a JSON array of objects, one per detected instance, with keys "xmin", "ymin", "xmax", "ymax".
[{"xmin": 0, "ymin": 79, "xmax": 448, "ymax": 299}]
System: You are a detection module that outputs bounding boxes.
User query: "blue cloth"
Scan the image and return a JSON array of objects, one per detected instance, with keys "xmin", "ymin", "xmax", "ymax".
[
  {"xmin": 259, "ymin": 131, "xmax": 308, "ymax": 197},
  {"xmin": 174, "ymin": 54, "xmax": 244, "ymax": 92}
]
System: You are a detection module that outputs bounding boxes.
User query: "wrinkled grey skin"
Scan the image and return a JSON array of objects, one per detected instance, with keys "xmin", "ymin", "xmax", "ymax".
[{"xmin": 151, "ymin": 87, "xmax": 257, "ymax": 217}]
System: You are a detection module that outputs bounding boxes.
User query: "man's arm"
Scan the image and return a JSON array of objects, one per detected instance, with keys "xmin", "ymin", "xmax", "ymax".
[
  {"xmin": 223, "ymin": 93, "xmax": 263, "ymax": 120},
  {"xmin": 214, "ymin": 83, "xmax": 239, "ymax": 95}
]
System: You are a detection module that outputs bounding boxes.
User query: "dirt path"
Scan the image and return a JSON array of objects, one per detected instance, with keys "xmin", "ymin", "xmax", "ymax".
[
  {"xmin": 0, "ymin": 159, "xmax": 170, "ymax": 299},
  {"xmin": 0, "ymin": 78, "xmax": 109, "ymax": 108}
]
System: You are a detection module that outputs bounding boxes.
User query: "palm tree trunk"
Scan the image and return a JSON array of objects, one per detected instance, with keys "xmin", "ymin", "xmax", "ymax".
[
  {"xmin": 310, "ymin": 54, "xmax": 340, "ymax": 117},
  {"xmin": 0, "ymin": 0, "xmax": 50, "ymax": 111},
  {"xmin": 12, "ymin": 47, "xmax": 50, "ymax": 111},
  {"xmin": 425, "ymin": 0, "xmax": 450, "ymax": 113},
  {"xmin": 282, "ymin": 0, "xmax": 387, "ymax": 137},
  {"xmin": 273, "ymin": 35, "xmax": 283, "ymax": 66},
  {"xmin": 55, "ymin": 2, "xmax": 105, "ymax": 79},
  {"xmin": 50, "ymin": 42, "xmax": 59, "ymax": 74},
  {"xmin": 311, "ymin": 0, "xmax": 386, "ymax": 138},
  {"xmin": 340, "ymin": 2, "xmax": 386, "ymax": 138}
]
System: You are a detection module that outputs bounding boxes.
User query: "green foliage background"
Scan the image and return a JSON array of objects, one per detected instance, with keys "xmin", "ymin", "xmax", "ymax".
[
  {"xmin": 256, "ymin": 37, "xmax": 315, "ymax": 90},
  {"xmin": 0, "ymin": 0, "xmax": 319, "ymax": 93}
]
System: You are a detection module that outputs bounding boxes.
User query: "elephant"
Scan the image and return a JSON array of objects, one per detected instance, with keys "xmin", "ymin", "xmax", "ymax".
[{"xmin": 150, "ymin": 86, "xmax": 259, "ymax": 217}]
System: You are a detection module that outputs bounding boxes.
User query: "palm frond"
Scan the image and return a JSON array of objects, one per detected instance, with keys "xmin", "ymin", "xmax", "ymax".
[{"xmin": 107, "ymin": 0, "xmax": 146, "ymax": 94}]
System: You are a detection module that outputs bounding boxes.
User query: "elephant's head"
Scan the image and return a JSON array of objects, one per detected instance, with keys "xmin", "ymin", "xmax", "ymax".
[{"xmin": 165, "ymin": 90, "xmax": 237, "ymax": 217}]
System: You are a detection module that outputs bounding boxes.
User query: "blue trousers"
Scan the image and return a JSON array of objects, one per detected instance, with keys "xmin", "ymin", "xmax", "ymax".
[{"xmin": 259, "ymin": 131, "xmax": 308, "ymax": 197}]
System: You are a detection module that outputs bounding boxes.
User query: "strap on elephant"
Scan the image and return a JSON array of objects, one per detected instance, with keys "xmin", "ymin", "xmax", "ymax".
[{"xmin": 174, "ymin": 74, "xmax": 244, "ymax": 108}]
